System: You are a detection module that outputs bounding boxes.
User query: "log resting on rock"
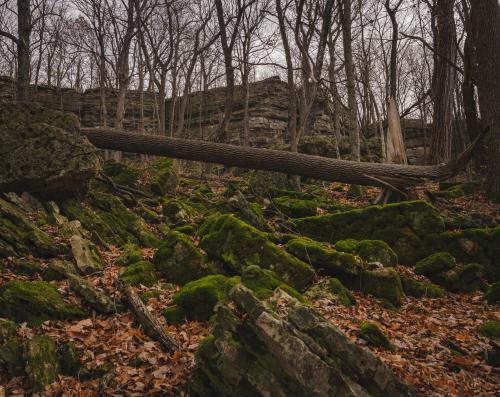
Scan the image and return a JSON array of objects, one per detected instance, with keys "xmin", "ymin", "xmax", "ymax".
[{"xmin": 82, "ymin": 128, "xmax": 484, "ymax": 190}]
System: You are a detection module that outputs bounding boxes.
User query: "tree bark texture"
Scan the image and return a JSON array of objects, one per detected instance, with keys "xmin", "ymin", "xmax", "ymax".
[
  {"xmin": 16, "ymin": 0, "xmax": 32, "ymax": 101},
  {"xmin": 82, "ymin": 128, "xmax": 481, "ymax": 191}
]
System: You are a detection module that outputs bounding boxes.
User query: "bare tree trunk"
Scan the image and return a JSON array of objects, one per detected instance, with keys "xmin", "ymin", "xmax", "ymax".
[
  {"xmin": 472, "ymin": 0, "xmax": 500, "ymax": 196},
  {"xmin": 16, "ymin": 0, "xmax": 32, "ymax": 101},
  {"xmin": 429, "ymin": 0, "xmax": 457, "ymax": 164}
]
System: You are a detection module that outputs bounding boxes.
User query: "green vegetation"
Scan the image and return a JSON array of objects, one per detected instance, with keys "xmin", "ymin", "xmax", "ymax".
[
  {"xmin": 355, "ymin": 240, "xmax": 398, "ymax": 267},
  {"xmin": 241, "ymin": 265, "xmax": 302, "ymax": 300},
  {"xmin": 478, "ymin": 321, "xmax": 500, "ymax": 339},
  {"xmin": 305, "ymin": 277, "xmax": 356, "ymax": 306},
  {"xmin": 120, "ymin": 261, "xmax": 157, "ymax": 286},
  {"xmin": 400, "ymin": 275, "xmax": 446, "ymax": 298},
  {"xmin": 272, "ymin": 196, "xmax": 319, "ymax": 217},
  {"xmin": 0, "ymin": 280, "xmax": 86, "ymax": 325},
  {"xmin": 358, "ymin": 322, "xmax": 393, "ymax": 350},
  {"xmin": 149, "ymin": 158, "xmax": 178, "ymax": 196},
  {"xmin": 200, "ymin": 214, "xmax": 314, "ymax": 290},
  {"xmin": 25, "ymin": 335, "xmax": 60, "ymax": 392},
  {"xmin": 116, "ymin": 243, "xmax": 143, "ymax": 266},
  {"xmin": 102, "ymin": 161, "xmax": 140, "ymax": 188},
  {"xmin": 360, "ymin": 268, "xmax": 404, "ymax": 307},
  {"xmin": 335, "ymin": 239, "xmax": 358, "ymax": 253},
  {"xmin": 485, "ymin": 282, "xmax": 500, "ymax": 304},
  {"xmin": 415, "ymin": 252, "xmax": 456, "ymax": 279}
]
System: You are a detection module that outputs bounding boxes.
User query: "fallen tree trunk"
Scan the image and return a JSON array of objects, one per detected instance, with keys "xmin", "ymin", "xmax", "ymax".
[{"xmin": 82, "ymin": 128, "xmax": 484, "ymax": 190}]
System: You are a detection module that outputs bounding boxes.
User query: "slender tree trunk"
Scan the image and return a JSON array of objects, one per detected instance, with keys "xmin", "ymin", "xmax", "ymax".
[
  {"xmin": 429, "ymin": 0, "xmax": 457, "ymax": 164},
  {"xmin": 472, "ymin": 0, "xmax": 500, "ymax": 196},
  {"xmin": 16, "ymin": 0, "xmax": 31, "ymax": 101},
  {"xmin": 99, "ymin": 55, "xmax": 107, "ymax": 128}
]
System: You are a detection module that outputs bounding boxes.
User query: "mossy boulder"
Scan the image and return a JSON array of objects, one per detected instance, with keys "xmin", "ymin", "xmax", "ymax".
[
  {"xmin": 241, "ymin": 265, "xmax": 302, "ymax": 301},
  {"xmin": 0, "ymin": 318, "xmax": 18, "ymax": 342},
  {"xmin": 149, "ymin": 158, "xmax": 178, "ymax": 196},
  {"xmin": 153, "ymin": 231, "xmax": 220, "ymax": 285},
  {"xmin": 199, "ymin": 215, "xmax": 314, "ymax": 290},
  {"xmin": 355, "ymin": 240, "xmax": 398, "ymax": 267},
  {"xmin": 120, "ymin": 261, "xmax": 157, "ymax": 286},
  {"xmin": 248, "ymin": 170, "xmax": 292, "ymax": 197},
  {"xmin": 285, "ymin": 237, "xmax": 363, "ymax": 283},
  {"xmin": 432, "ymin": 226, "xmax": 500, "ymax": 283},
  {"xmin": 164, "ymin": 275, "xmax": 240, "ymax": 322},
  {"xmin": 116, "ymin": 243, "xmax": 143, "ymax": 266},
  {"xmin": 479, "ymin": 321, "xmax": 500, "ymax": 339},
  {"xmin": 305, "ymin": 277, "xmax": 356, "ymax": 306},
  {"xmin": 226, "ymin": 190, "xmax": 267, "ymax": 230},
  {"xmin": 0, "ymin": 102, "xmax": 101, "ymax": 198},
  {"xmin": 102, "ymin": 161, "xmax": 140, "ymax": 188},
  {"xmin": 173, "ymin": 224, "xmax": 197, "ymax": 236},
  {"xmin": 359, "ymin": 268, "xmax": 404, "ymax": 307},
  {"xmin": 358, "ymin": 322, "xmax": 393, "ymax": 350},
  {"xmin": 485, "ymin": 282, "xmax": 500, "ymax": 304},
  {"xmin": 70, "ymin": 235, "xmax": 104, "ymax": 274},
  {"xmin": 415, "ymin": 252, "xmax": 456, "ymax": 281},
  {"xmin": 0, "ymin": 197, "xmax": 63, "ymax": 258},
  {"xmin": 335, "ymin": 239, "xmax": 358, "ymax": 253},
  {"xmin": 0, "ymin": 280, "xmax": 86, "ymax": 325},
  {"xmin": 59, "ymin": 342, "xmax": 82, "ymax": 376},
  {"xmin": 25, "ymin": 335, "xmax": 60, "ymax": 392},
  {"xmin": 434, "ymin": 182, "xmax": 478, "ymax": 199},
  {"xmin": 400, "ymin": 275, "xmax": 446, "ymax": 298},
  {"xmin": 272, "ymin": 196, "xmax": 320, "ymax": 218},
  {"xmin": 11, "ymin": 258, "xmax": 42, "ymax": 276},
  {"xmin": 0, "ymin": 336, "xmax": 24, "ymax": 376},
  {"xmin": 292, "ymin": 200, "xmax": 445, "ymax": 264},
  {"xmin": 162, "ymin": 198, "xmax": 197, "ymax": 226}
]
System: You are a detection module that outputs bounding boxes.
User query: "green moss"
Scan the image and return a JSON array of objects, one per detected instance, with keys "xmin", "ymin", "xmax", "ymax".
[
  {"xmin": 359, "ymin": 322, "xmax": 393, "ymax": 350},
  {"xmin": 415, "ymin": 252, "xmax": 456, "ymax": 278},
  {"xmin": 136, "ymin": 206, "xmax": 161, "ymax": 224},
  {"xmin": 163, "ymin": 305, "xmax": 186, "ymax": 324},
  {"xmin": 0, "ymin": 280, "xmax": 86, "ymax": 325},
  {"xmin": 305, "ymin": 278, "xmax": 356, "ymax": 306},
  {"xmin": 0, "ymin": 337, "xmax": 25, "ymax": 376},
  {"xmin": 434, "ymin": 182, "xmax": 477, "ymax": 199},
  {"xmin": 154, "ymin": 231, "xmax": 219, "ymax": 285},
  {"xmin": 200, "ymin": 215, "xmax": 314, "ymax": 290},
  {"xmin": 272, "ymin": 196, "xmax": 319, "ymax": 218},
  {"xmin": 162, "ymin": 198, "xmax": 197, "ymax": 226},
  {"xmin": 170, "ymin": 275, "xmax": 241, "ymax": 321},
  {"xmin": 478, "ymin": 321, "xmax": 500, "ymax": 339},
  {"xmin": 12, "ymin": 258, "xmax": 42, "ymax": 276},
  {"xmin": 359, "ymin": 268, "xmax": 404, "ymax": 307},
  {"xmin": 116, "ymin": 243, "xmax": 143, "ymax": 266},
  {"xmin": 485, "ymin": 282, "xmax": 500, "ymax": 304},
  {"xmin": 0, "ymin": 318, "xmax": 18, "ymax": 343},
  {"xmin": 120, "ymin": 261, "xmax": 157, "ymax": 286},
  {"xmin": 248, "ymin": 171, "xmax": 292, "ymax": 196},
  {"xmin": 355, "ymin": 240, "xmax": 398, "ymax": 267},
  {"xmin": 400, "ymin": 275, "xmax": 445, "ymax": 298},
  {"xmin": 335, "ymin": 239, "xmax": 358, "ymax": 253},
  {"xmin": 25, "ymin": 335, "xmax": 60, "ymax": 392},
  {"xmin": 140, "ymin": 290, "xmax": 161, "ymax": 303},
  {"xmin": 59, "ymin": 342, "xmax": 82, "ymax": 376},
  {"xmin": 149, "ymin": 158, "xmax": 178, "ymax": 196},
  {"xmin": 241, "ymin": 265, "xmax": 302, "ymax": 301},
  {"xmin": 102, "ymin": 161, "xmax": 140, "ymax": 188},
  {"xmin": 174, "ymin": 224, "xmax": 197, "ymax": 236},
  {"xmin": 285, "ymin": 237, "xmax": 363, "ymax": 283},
  {"xmin": 456, "ymin": 263, "xmax": 486, "ymax": 292},
  {"xmin": 292, "ymin": 200, "xmax": 445, "ymax": 264}
]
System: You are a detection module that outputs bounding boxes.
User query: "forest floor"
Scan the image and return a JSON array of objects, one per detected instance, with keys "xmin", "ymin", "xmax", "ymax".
[{"xmin": 0, "ymin": 175, "xmax": 499, "ymax": 397}]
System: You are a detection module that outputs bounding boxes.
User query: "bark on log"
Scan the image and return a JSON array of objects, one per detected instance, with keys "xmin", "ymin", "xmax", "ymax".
[
  {"xmin": 122, "ymin": 283, "xmax": 180, "ymax": 352},
  {"xmin": 82, "ymin": 128, "xmax": 484, "ymax": 190}
]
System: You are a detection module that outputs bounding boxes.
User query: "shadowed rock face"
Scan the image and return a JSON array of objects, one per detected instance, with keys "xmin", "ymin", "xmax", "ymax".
[
  {"xmin": 0, "ymin": 101, "xmax": 101, "ymax": 198},
  {"xmin": 189, "ymin": 285, "xmax": 419, "ymax": 397}
]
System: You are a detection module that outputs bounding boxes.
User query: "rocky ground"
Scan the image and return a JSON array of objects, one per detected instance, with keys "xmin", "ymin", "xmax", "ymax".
[{"xmin": 0, "ymin": 104, "xmax": 499, "ymax": 397}]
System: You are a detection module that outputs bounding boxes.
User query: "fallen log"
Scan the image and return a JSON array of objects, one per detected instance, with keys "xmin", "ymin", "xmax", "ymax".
[
  {"xmin": 122, "ymin": 283, "xmax": 180, "ymax": 352},
  {"xmin": 82, "ymin": 127, "xmax": 485, "ymax": 190}
]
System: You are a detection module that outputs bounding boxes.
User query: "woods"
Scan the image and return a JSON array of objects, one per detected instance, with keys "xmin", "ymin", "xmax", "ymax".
[{"xmin": 1, "ymin": 0, "xmax": 500, "ymax": 396}]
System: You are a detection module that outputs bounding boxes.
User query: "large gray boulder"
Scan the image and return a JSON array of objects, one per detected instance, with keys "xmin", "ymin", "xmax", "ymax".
[
  {"xmin": 189, "ymin": 285, "xmax": 418, "ymax": 397},
  {"xmin": 0, "ymin": 101, "xmax": 101, "ymax": 198}
]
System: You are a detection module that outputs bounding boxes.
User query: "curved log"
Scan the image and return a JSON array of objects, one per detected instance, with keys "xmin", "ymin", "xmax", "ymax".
[{"xmin": 82, "ymin": 127, "xmax": 485, "ymax": 189}]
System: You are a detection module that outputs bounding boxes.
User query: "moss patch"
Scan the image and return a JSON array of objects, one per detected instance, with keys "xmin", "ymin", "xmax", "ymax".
[
  {"xmin": 120, "ymin": 261, "xmax": 157, "ymax": 286},
  {"xmin": 25, "ymin": 335, "xmax": 60, "ymax": 392},
  {"xmin": 200, "ymin": 215, "xmax": 314, "ymax": 290},
  {"xmin": 359, "ymin": 322, "xmax": 393, "ymax": 350},
  {"xmin": 400, "ymin": 275, "xmax": 445, "ymax": 298},
  {"xmin": 415, "ymin": 252, "xmax": 456, "ymax": 279},
  {"xmin": 166, "ymin": 275, "xmax": 240, "ymax": 322},
  {"xmin": 116, "ymin": 243, "xmax": 143, "ymax": 266},
  {"xmin": 0, "ymin": 280, "xmax": 86, "ymax": 325},
  {"xmin": 241, "ymin": 265, "xmax": 302, "ymax": 301},
  {"xmin": 335, "ymin": 239, "xmax": 358, "ymax": 253},
  {"xmin": 355, "ymin": 240, "xmax": 398, "ymax": 267},
  {"xmin": 102, "ymin": 161, "xmax": 140, "ymax": 188},
  {"xmin": 305, "ymin": 278, "xmax": 356, "ymax": 306},
  {"xmin": 272, "ymin": 196, "xmax": 320, "ymax": 218},
  {"xmin": 485, "ymin": 282, "xmax": 500, "ymax": 304},
  {"xmin": 292, "ymin": 200, "xmax": 445, "ymax": 264},
  {"xmin": 149, "ymin": 158, "xmax": 178, "ymax": 196},
  {"xmin": 359, "ymin": 268, "xmax": 404, "ymax": 307},
  {"xmin": 478, "ymin": 321, "xmax": 500, "ymax": 339}
]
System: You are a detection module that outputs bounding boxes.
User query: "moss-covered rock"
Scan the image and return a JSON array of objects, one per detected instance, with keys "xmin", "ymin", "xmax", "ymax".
[
  {"xmin": 25, "ymin": 335, "xmax": 60, "ymax": 392},
  {"xmin": 292, "ymin": 200, "xmax": 445, "ymax": 264},
  {"xmin": 120, "ymin": 261, "xmax": 157, "ymax": 286},
  {"xmin": 67, "ymin": 273, "xmax": 117, "ymax": 314},
  {"xmin": 164, "ymin": 275, "xmax": 240, "ymax": 322},
  {"xmin": 335, "ymin": 238, "xmax": 358, "ymax": 253},
  {"xmin": 415, "ymin": 252, "xmax": 456, "ymax": 280},
  {"xmin": 173, "ymin": 224, "xmax": 197, "ymax": 236},
  {"xmin": 136, "ymin": 205, "xmax": 161, "ymax": 224},
  {"xmin": 305, "ymin": 277, "xmax": 356, "ymax": 306},
  {"xmin": 285, "ymin": 237, "xmax": 363, "ymax": 283},
  {"xmin": 153, "ymin": 231, "xmax": 220, "ymax": 285},
  {"xmin": 400, "ymin": 275, "xmax": 446, "ymax": 298},
  {"xmin": 248, "ymin": 170, "xmax": 292, "ymax": 197},
  {"xmin": 59, "ymin": 342, "xmax": 82, "ymax": 376},
  {"xmin": 355, "ymin": 240, "xmax": 398, "ymax": 267},
  {"xmin": 102, "ymin": 161, "xmax": 140, "ymax": 188},
  {"xmin": 0, "ymin": 280, "xmax": 86, "ymax": 325},
  {"xmin": 149, "ymin": 158, "xmax": 178, "ymax": 196},
  {"xmin": 116, "ymin": 243, "xmax": 143, "ymax": 266},
  {"xmin": 272, "ymin": 196, "xmax": 320, "ymax": 218},
  {"xmin": 0, "ymin": 318, "xmax": 18, "ymax": 342},
  {"xmin": 455, "ymin": 263, "xmax": 487, "ymax": 292},
  {"xmin": 478, "ymin": 321, "xmax": 500, "ymax": 339},
  {"xmin": 0, "ymin": 197, "xmax": 63, "ymax": 258},
  {"xmin": 485, "ymin": 282, "xmax": 500, "ymax": 304},
  {"xmin": 359, "ymin": 322, "xmax": 393, "ymax": 350},
  {"xmin": 199, "ymin": 215, "xmax": 314, "ymax": 290},
  {"xmin": 359, "ymin": 268, "xmax": 404, "ymax": 307},
  {"xmin": 0, "ymin": 102, "xmax": 101, "ymax": 198},
  {"xmin": 434, "ymin": 182, "xmax": 478, "ymax": 199},
  {"xmin": 241, "ymin": 265, "xmax": 302, "ymax": 301},
  {"xmin": 11, "ymin": 258, "xmax": 42, "ymax": 276},
  {"xmin": 70, "ymin": 235, "xmax": 104, "ymax": 274},
  {"xmin": 0, "ymin": 337, "xmax": 25, "ymax": 377},
  {"xmin": 162, "ymin": 198, "xmax": 197, "ymax": 226},
  {"xmin": 226, "ymin": 190, "xmax": 267, "ymax": 230}
]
